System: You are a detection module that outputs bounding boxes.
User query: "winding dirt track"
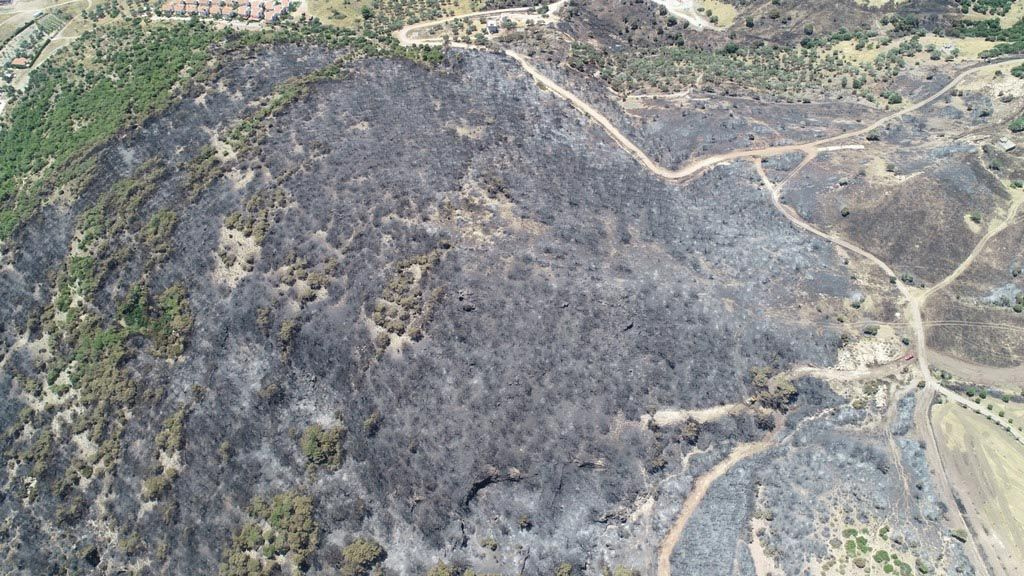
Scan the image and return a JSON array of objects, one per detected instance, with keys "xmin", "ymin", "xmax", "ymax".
[
  {"xmin": 655, "ymin": 436, "xmax": 776, "ymax": 576},
  {"xmin": 924, "ymin": 192, "xmax": 1024, "ymax": 299},
  {"xmin": 396, "ymin": 10, "xmax": 1024, "ymax": 575},
  {"xmin": 395, "ymin": 4, "xmax": 553, "ymax": 45},
  {"xmin": 758, "ymin": 153, "xmax": 1024, "ymax": 576},
  {"xmin": 509, "ymin": 55, "xmax": 1024, "ymax": 181},
  {"xmin": 398, "ymin": 12, "xmax": 1024, "ymax": 181}
]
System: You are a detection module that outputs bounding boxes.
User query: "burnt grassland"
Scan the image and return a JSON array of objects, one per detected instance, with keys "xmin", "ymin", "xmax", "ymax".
[
  {"xmin": 926, "ymin": 292, "xmax": 1024, "ymax": 367},
  {"xmin": 925, "ymin": 219, "xmax": 1024, "ymax": 368},
  {"xmin": 786, "ymin": 149, "xmax": 1010, "ymax": 286},
  {"xmin": 775, "ymin": 77, "xmax": 1022, "ymax": 286},
  {"xmin": 918, "ymin": 155, "xmax": 1024, "ymax": 368},
  {"xmin": 771, "ymin": 80, "xmax": 1024, "ymax": 369}
]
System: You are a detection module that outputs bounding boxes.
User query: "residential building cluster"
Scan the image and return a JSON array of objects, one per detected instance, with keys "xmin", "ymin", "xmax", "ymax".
[{"xmin": 159, "ymin": 0, "xmax": 296, "ymax": 23}]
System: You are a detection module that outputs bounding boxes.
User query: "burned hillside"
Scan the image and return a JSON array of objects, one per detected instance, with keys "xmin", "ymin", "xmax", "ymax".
[{"xmin": 0, "ymin": 47, "xmax": 864, "ymax": 574}]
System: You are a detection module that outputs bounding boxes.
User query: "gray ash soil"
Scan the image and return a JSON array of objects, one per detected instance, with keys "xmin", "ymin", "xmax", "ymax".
[
  {"xmin": 661, "ymin": 378, "xmax": 976, "ymax": 576},
  {"xmin": 0, "ymin": 47, "xmax": 969, "ymax": 575}
]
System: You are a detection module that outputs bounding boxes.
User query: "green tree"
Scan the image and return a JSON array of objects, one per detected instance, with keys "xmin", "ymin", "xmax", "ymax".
[
  {"xmin": 300, "ymin": 423, "xmax": 346, "ymax": 469},
  {"xmin": 342, "ymin": 537, "xmax": 386, "ymax": 576}
]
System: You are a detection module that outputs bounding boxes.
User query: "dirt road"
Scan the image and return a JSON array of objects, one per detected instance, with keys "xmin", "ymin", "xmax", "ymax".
[
  {"xmin": 507, "ymin": 56, "xmax": 1024, "ymax": 181},
  {"xmin": 650, "ymin": 403, "xmax": 747, "ymax": 427},
  {"xmin": 397, "ymin": 15, "xmax": 1024, "ymax": 183},
  {"xmin": 788, "ymin": 361, "xmax": 907, "ymax": 382},
  {"xmin": 648, "ymin": 0, "xmax": 721, "ymax": 31},
  {"xmin": 924, "ymin": 191, "xmax": 1024, "ymax": 300},
  {"xmin": 393, "ymin": 0, "xmax": 567, "ymax": 46},
  {"xmin": 759, "ymin": 159, "xmax": 1023, "ymax": 438},
  {"xmin": 652, "ymin": 359, "xmax": 903, "ymax": 574},
  {"xmin": 655, "ymin": 435, "xmax": 775, "ymax": 576},
  {"xmin": 649, "ymin": 360, "xmax": 906, "ymax": 428}
]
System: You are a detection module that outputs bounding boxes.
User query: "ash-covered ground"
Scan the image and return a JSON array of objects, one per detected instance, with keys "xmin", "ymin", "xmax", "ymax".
[{"xmin": 0, "ymin": 47, "xmax": 974, "ymax": 575}]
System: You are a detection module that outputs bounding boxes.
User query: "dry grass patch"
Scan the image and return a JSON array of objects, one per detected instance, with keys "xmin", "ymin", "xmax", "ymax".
[
  {"xmin": 699, "ymin": 0, "xmax": 736, "ymax": 27},
  {"xmin": 830, "ymin": 35, "xmax": 997, "ymax": 67},
  {"xmin": 918, "ymin": 34, "xmax": 998, "ymax": 60},
  {"xmin": 934, "ymin": 401, "xmax": 1024, "ymax": 574},
  {"xmin": 852, "ymin": 0, "xmax": 908, "ymax": 7}
]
